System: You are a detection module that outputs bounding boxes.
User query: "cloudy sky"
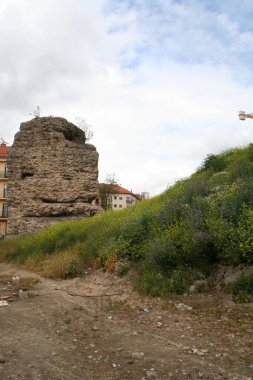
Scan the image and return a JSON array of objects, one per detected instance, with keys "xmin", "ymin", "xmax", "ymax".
[{"xmin": 1, "ymin": 0, "xmax": 253, "ymax": 195}]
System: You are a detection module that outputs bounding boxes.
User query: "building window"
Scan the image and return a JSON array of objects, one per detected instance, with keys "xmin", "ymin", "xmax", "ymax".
[
  {"xmin": 119, "ymin": 205, "xmax": 122, "ymax": 208},
  {"xmin": 2, "ymin": 204, "xmax": 8, "ymax": 218},
  {"xmin": 114, "ymin": 204, "xmax": 117, "ymax": 208},
  {"xmin": 114, "ymin": 196, "xmax": 117, "ymax": 200},
  {"xmin": 119, "ymin": 197, "xmax": 123, "ymax": 200},
  {"xmin": 3, "ymin": 184, "xmax": 7, "ymax": 198}
]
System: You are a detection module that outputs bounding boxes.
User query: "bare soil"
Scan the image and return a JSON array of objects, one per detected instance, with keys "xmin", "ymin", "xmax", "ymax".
[{"xmin": 0, "ymin": 262, "xmax": 252, "ymax": 380}]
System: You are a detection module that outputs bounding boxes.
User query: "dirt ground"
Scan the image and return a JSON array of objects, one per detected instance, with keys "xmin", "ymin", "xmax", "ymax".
[{"xmin": 0, "ymin": 262, "xmax": 252, "ymax": 380}]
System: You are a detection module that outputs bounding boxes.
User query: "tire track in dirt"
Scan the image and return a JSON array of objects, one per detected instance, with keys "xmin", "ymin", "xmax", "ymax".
[{"xmin": 0, "ymin": 262, "xmax": 253, "ymax": 380}]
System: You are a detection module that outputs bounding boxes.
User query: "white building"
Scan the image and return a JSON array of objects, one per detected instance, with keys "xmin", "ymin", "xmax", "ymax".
[{"xmin": 108, "ymin": 185, "xmax": 140, "ymax": 210}]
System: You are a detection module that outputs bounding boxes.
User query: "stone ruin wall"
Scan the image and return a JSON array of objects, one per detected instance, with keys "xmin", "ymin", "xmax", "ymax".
[{"xmin": 7, "ymin": 117, "xmax": 99, "ymax": 236}]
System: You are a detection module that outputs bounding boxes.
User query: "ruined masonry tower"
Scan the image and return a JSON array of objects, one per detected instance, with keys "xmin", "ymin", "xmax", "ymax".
[{"xmin": 7, "ymin": 117, "xmax": 99, "ymax": 235}]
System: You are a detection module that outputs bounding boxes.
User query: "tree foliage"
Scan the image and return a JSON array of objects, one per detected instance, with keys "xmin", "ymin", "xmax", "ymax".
[
  {"xmin": 99, "ymin": 173, "xmax": 118, "ymax": 210},
  {"xmin": 75, "ymin": 117, "xmax": 94, "ymax": 141}
]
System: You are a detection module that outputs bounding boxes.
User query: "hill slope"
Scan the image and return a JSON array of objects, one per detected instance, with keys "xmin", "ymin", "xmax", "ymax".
[{"xmin": 1, "ymin": 144, "xmax": 253, "ymax": 298}]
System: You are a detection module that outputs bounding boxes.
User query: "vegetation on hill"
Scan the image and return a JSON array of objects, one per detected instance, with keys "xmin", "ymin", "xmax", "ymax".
[{"xmin": 1, "ymin": 144, "xmax": 253, "ymax": 299}]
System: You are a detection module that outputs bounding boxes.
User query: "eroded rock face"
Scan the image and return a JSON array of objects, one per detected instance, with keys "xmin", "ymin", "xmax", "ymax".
[{"xmin": 7, "ymin": 117, "xmax": 99, "ymax": 235}]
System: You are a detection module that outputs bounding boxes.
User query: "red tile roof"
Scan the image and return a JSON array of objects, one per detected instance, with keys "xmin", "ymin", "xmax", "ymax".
[
  {"xmin": 0, "ymin": 145, "xmax": 11, "ymax": 158},
  {"xmin": 111, "ymin": 184, "xmax": 133, "ymax": 195},
  {"xmin": 100, "ymin": 184, "xmax": 138, "ymax": 198}
]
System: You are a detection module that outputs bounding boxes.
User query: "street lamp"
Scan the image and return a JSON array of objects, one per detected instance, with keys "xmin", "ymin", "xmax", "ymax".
[{"xmin": 239, "ymin": 111, "xmax": 253, "ymax": 120}]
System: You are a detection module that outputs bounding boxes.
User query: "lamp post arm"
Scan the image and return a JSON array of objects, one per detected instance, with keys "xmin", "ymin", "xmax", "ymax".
[{"xmin": 238, "ymin": 111, "xmax": 253, "ymax": 120}]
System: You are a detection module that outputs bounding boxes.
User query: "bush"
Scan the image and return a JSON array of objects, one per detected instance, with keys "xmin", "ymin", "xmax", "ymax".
[
  {"xmin": 149, "ymin": 238, "xmax": 181, "ymax": 271},
  {"xmin": 158, "ymin": 198, "xmax": 185, "ymax": 228},
  {"xmin": 232, "ymin": 273, "xmax": 253, "ymax": 303},
  {"xmin": 185, "ymin": 196, "xmax": 209, "ymax": 229},
  {"xmin": 115, "ymin": 259, "xmax": 130, "ymax": 277},
  {"xmin": 118, "ymin": 212, "xmax": 155, "ymax": 260},
  {"xmin": 230, "ymin": 159, "xmax": 253, "ymax": 180},
  {"xmin": 168, "ymin": 268, "xmax": 195, "ymax": 294},
  {"xmin": 183, "ymin": 179, "xmax": 209, "ymax": 203},
  {"xmin": 98, "ymin": 238, "xmax": 130, "ymax": 266},
  {"xmin": 104, "ymin": 253, "xmax": 117, "ymax": 273},
  {"xmin": 206, "ymin": 216, "xmax": 239, "ymax": 265},
  {"xmin": 148, "ymin": 219, "xmax": 213, "ymax": 274},
  {"xmin": 238, "ymin": 207, "xmax": 253, "ymax": 264},
  {"xmin": 136, "ymin": 264, "xmax": 200, "ymax": 297},
  {"xmin": 200, "ymin": 154, "xmax": 226, "ymax": 172},
  {"xmin": 247, "ymin": 143, "xmax": 253, "ymax": 161},
  {"xmin": 98, "ymin": 239, "xmax": 117, "ymax": 267},
  {"xmin": 158, "ymin": 180, "xmax": 209, "ymax": 229},
  {"xmin": 64, "ymin": 258, "xmax": 82, "ymax": 278},
  {"xmin": 136, "ymin": 268, "xmax": 170, "ymax": 297}
]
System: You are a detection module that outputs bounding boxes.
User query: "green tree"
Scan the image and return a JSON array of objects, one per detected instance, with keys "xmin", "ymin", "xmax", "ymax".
[{"xmin": 99, "ymin": 174, "xmax": 118, "ymax": 210}]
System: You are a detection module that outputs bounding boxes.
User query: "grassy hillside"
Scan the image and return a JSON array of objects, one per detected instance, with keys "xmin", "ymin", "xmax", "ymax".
[{"xmin": 1, "ymin": 144, "xmax": 253, "ymax": 298}]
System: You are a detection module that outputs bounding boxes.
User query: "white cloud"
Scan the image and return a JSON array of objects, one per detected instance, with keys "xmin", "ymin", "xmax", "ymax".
[{"xmin": 1, "ymin": 0, "xmax": 253, "ymax": 195}]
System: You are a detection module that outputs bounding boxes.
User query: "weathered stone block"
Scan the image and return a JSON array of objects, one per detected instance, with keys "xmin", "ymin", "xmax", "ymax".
[{"xmin": 7, "ymin": 116, "xmax": 99, "ymax": 235}]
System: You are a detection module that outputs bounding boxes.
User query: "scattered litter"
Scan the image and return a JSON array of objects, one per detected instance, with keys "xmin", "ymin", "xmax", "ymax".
[
  {"xmin": 132, "ymin": 352, "xmax": 144, "ymax": 358},
  {"xmin": 175, "ymin": 303, "xmax": 192, "ymax": 311},
  {"xmin": 146, "ymin": 369, "xmax": 158, "ymax": 379},
  {"xmin": 0, "ymin": 300, "xmax": 9, "ymax": 307},
  {"xmin": 143, "ymin": 307, "xmax": 151, "ymax": 313},
  {"xmin": 12, "ymin": 276, "xmax": 20, "ymax": 282},
  {"xmin": 112, "ymin": 363, "xmax": 117, "ymax": 368},
  {"xmin": 1, "ymin": 295, "xmax": 13, "ymax": 301},
  {"xmin": 191, "ymin": 348, "xmax": 206, "ymax": 356}
]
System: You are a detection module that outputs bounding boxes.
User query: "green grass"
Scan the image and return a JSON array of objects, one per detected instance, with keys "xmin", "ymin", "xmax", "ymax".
[{"xmin": 1, "ymin": 143, "xmax": 253, "ymax": 298}]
